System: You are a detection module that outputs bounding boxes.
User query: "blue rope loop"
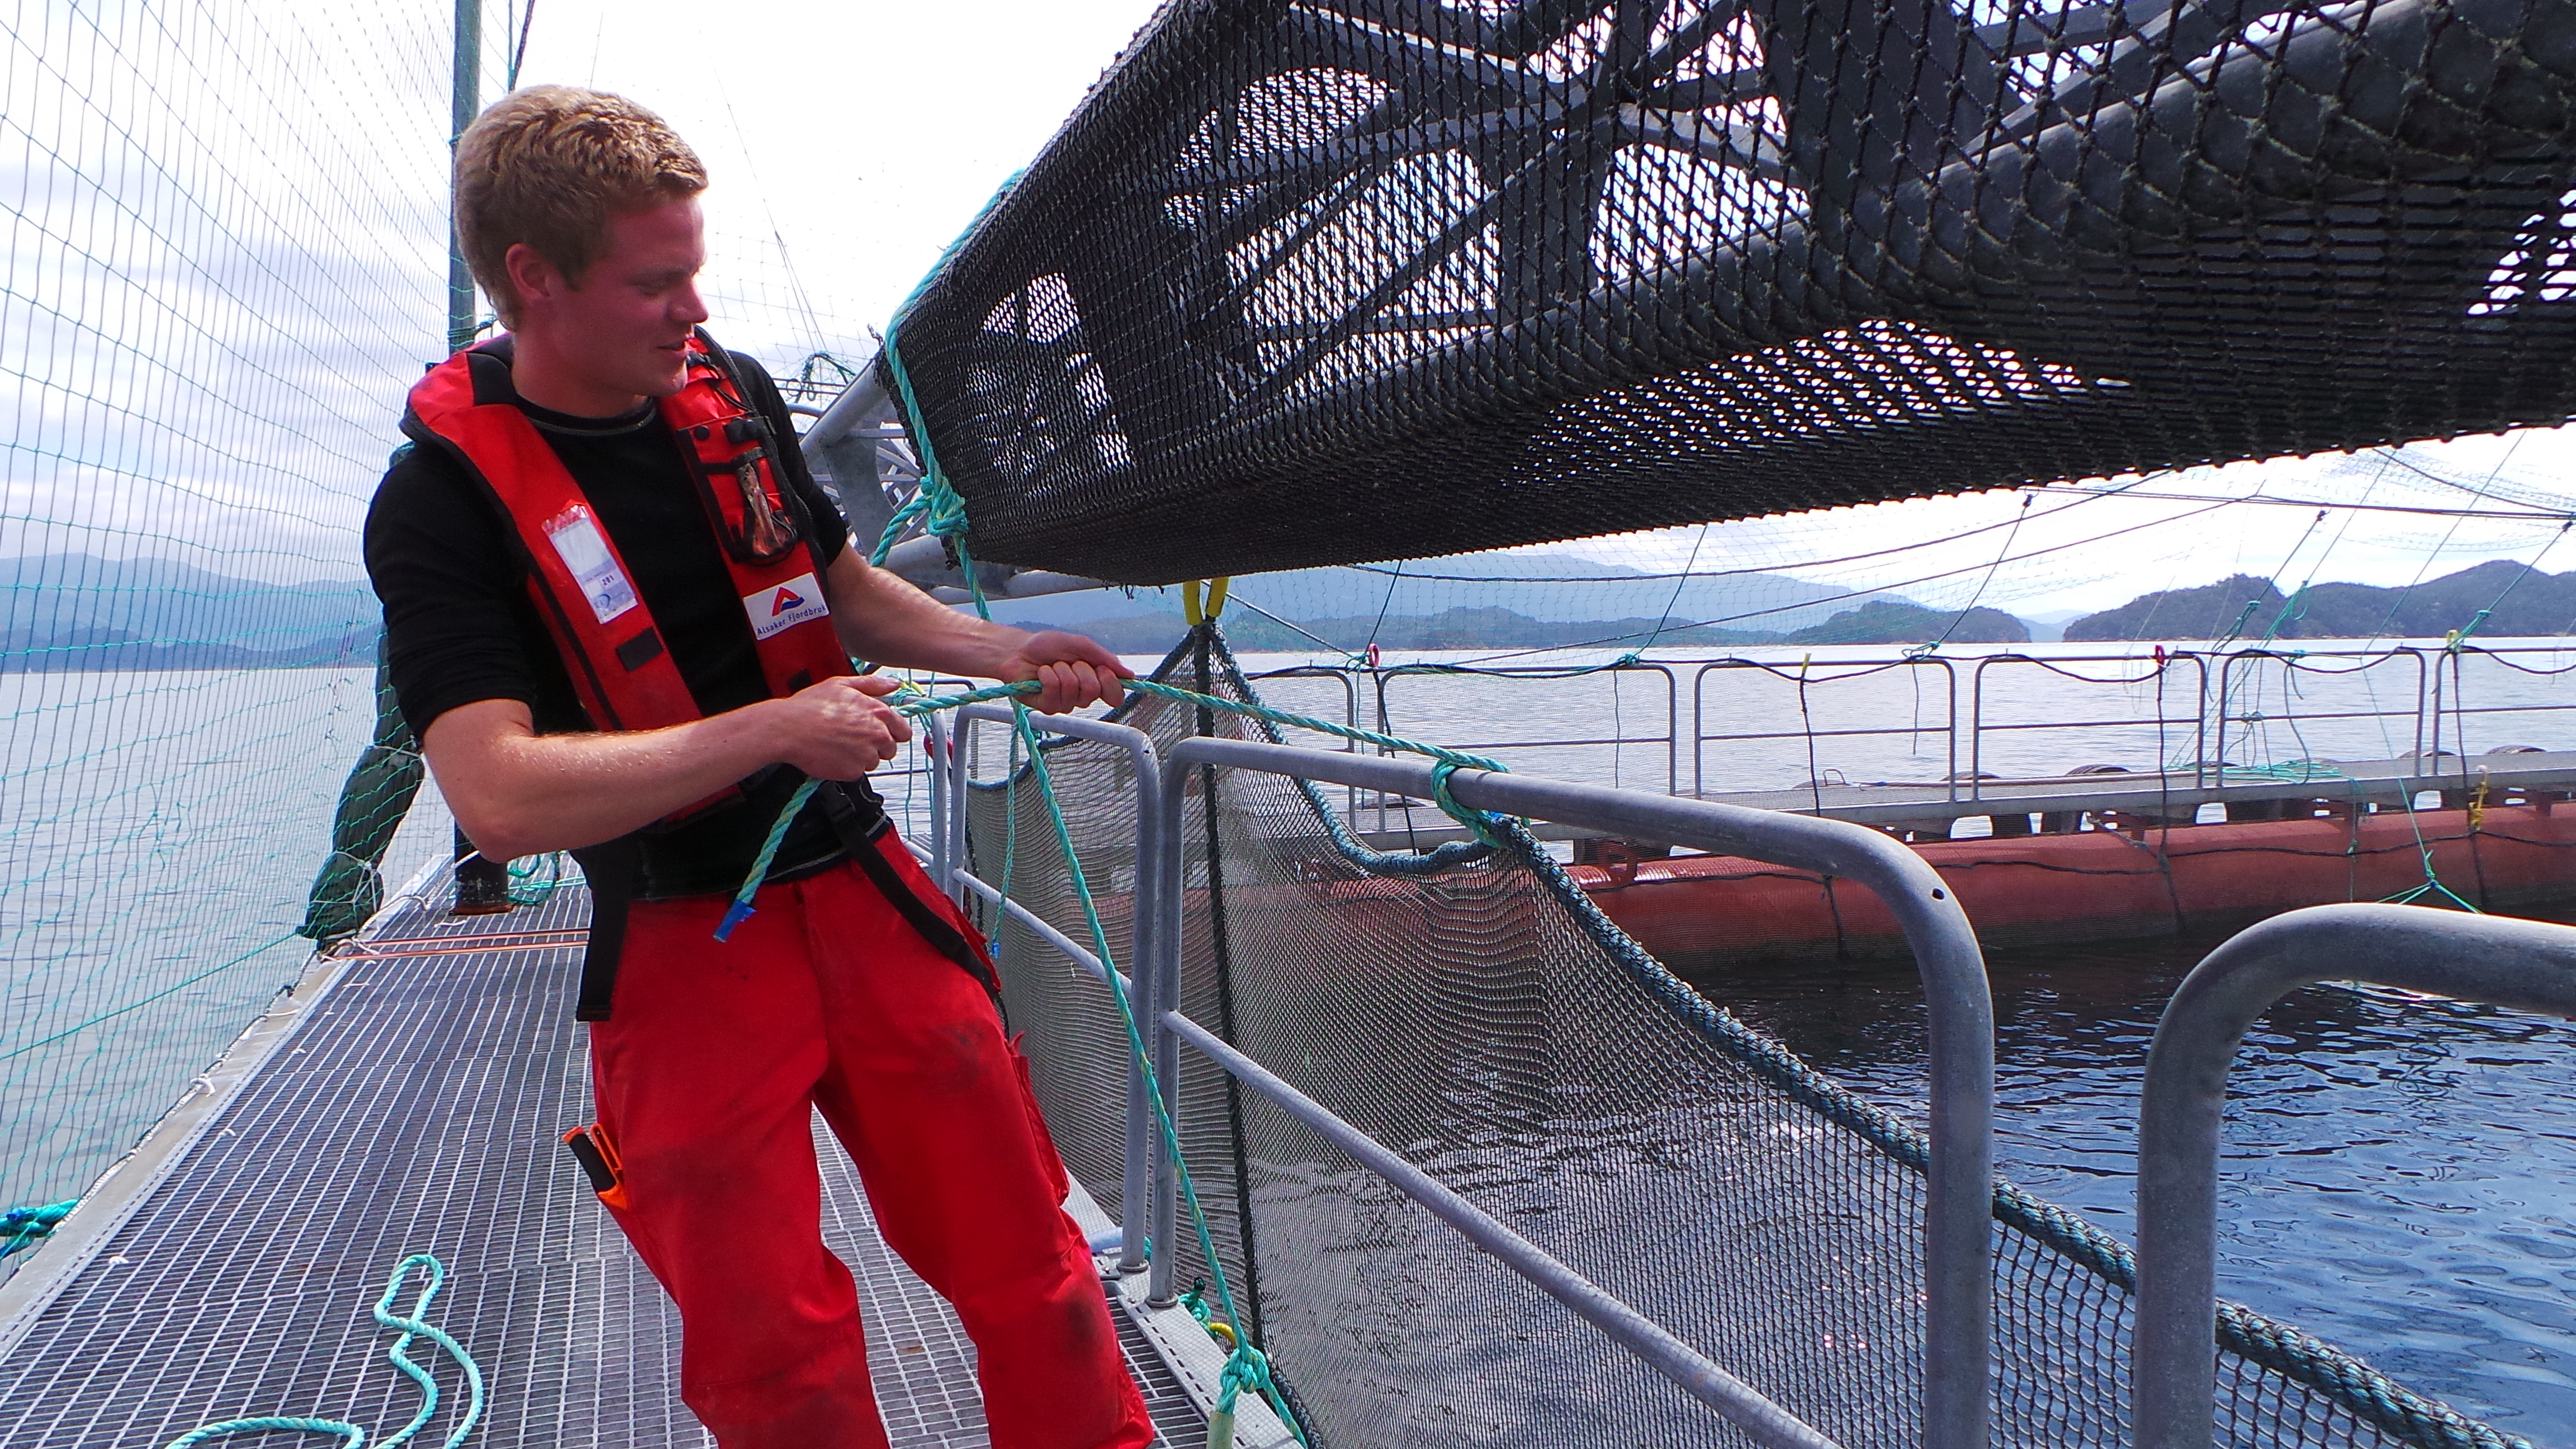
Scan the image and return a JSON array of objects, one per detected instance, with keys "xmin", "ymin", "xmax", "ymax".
[
  {"xmin": 1427, "ymin": 755, "xmax": 1511, "ymax": 848},
  {"xmin": 165, "ymin": 1253, "xmax": 485, "ymax": 1449}
]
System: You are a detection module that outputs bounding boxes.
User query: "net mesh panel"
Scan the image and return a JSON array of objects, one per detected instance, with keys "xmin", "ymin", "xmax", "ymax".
[
  {"xmin": 887, "ymin": 0, "xmax": 2576, "ymax": 585},
  {"xmin": 974, "ymin": 626, "xmax": 2528, "ymax": 1449},
  {"xmin": 0, "ymin": 0, "xmax": 467, "ymax": 1253}
]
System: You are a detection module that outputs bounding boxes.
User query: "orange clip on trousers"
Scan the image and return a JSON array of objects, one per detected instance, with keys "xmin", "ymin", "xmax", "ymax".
[{"xmin": 584, "ymin": 849, "xmax": 1154, "ymax": 1449}]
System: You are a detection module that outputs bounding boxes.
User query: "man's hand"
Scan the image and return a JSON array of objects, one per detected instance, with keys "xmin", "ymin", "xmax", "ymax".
[
  {"xmin": 1002, "ymin": 630, "xmax": 1133, "ymax": 714},
  {"xmin": 770, "ymin": 674, "xmax": 913, "ymax": 779}
]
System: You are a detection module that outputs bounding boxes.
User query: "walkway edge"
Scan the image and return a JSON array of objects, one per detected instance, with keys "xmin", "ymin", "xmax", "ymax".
[{"xmin": 1063, "ymin": 1179, "xmax": 1297, "ymax": 1448}]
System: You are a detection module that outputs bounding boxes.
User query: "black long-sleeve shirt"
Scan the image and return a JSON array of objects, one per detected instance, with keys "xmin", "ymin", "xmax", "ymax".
[{"xmin": 364, "ymin": 347, "xmax": 865, "ymax": 898}]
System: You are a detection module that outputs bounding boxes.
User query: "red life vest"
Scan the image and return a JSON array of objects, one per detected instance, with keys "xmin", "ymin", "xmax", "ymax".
[
  {"xmin": 401, "ymin": 329, "xmax": 850, "ymax": 736},
  {"xmin": 399, "ymin": 330, "xmax": 998, "ymax": 1021}
]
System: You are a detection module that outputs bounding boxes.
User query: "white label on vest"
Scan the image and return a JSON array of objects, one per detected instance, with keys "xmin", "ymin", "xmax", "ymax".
[
  {"xmin": 746, "ymin": 572, "xmax": 829, "ymax": 641},
  {"xmin": 542, "ymin": 506, "xmax": 638, "ymax": 624}
]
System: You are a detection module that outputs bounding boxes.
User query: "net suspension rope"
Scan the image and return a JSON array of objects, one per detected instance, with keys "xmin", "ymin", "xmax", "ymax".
[{"xmin": 719, "ymin": 242, "xmax": 1534, "ymax": 1438}]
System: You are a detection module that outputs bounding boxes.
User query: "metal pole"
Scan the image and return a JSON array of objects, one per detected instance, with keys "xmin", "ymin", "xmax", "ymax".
[
  {"xmin": 2132, "ymin": 903, "xmax": 2576, "ymax": 1449},
  {"xmin": 1659, "ymin": 664, "xmax": 1679, "ymax": 795},
  {"xmin": 447, "ymin": 0, "xmax": 481, "ymax": 354},
  {"xmin": 921, "ymin": 712, "xmax": 951, "ymax": 895},
  {"xmin": 2190, "ymin": 654, "xmax": 2209, "ymax": 792},
  {"xmin": 799, "ymin": 348, "xmax": 891, "ymax": 456},
  {"xmin": 1967, "ymin": 657, "xmax": 1987, "ymax": 803},
  {"xmin": 1147, "ymin": 744, "xmax": 1191, "ymax": 1305},
  {"xmin": 1692, "ymin": 664, "xmax": 1711, "ymax": 799},
  {"xmin": 954, "ymin": 705, "xmax": 1163, "ymax": 1276},
  {"xmin": 1147, "ymin": 832, "xmax": 1186, "ymax": 1304},
  {"xmin": 1156, "ymin": 736, "xmax": 1995, "ymax": 1449},
  {"xmin": 948, "ymin": 708, "xmax": 973, "ymax": 907}
]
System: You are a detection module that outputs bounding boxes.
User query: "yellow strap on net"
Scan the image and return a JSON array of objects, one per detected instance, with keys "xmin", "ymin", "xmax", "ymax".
[{"xmin": 1181, "ymin": 577, "xmax": 1232, "ymax": 626}]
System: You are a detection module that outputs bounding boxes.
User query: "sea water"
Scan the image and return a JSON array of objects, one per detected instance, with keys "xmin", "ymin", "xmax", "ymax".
[{"xmin": 4, "ymin": 647, "xmax": 2572, "ymax": 1433}]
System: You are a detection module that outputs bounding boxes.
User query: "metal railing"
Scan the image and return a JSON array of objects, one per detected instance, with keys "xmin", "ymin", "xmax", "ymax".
[
  {"xmin": 1247, "ymin": 643, "xmax": 2576, "ymax": 805},
  {"xmin": 1375, "ymin": 660, "xmax": 1684, "ymax": 795},
  {"xmin": 934, "ymin": 706, "xmax": 1166, "ymax": 1283},
  {"xmin": 922, "ymin": 704, "xmax": 1997, "ymax": 1449},
  {"xmin": 2132, "ymin": 903, "xmax": 2576, "ymax": 1449}
]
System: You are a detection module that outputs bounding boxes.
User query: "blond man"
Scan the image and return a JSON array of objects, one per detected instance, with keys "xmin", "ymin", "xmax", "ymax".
[{"xmin": 365, "ymin": 86, "xmax": 1150, "ymax": 1449}]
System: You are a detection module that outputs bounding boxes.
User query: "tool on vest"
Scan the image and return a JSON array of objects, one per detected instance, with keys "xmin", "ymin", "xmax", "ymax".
[
  {"xmin": 711, "ymin": 415, "xmax": 798, "ymax": 562},
  {"xmin": 402, "ymin": 329, "xmax": 979, "ymax": 1021}
]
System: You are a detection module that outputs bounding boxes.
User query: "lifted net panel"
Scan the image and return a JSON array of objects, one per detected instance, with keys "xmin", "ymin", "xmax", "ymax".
[{"xmin": 891, "ymin": 0, "xmax": 2576, "ymax": 584}]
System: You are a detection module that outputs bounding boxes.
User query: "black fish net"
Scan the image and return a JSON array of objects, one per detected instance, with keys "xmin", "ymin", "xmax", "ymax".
[
  {"xmin": 966, "ymin": 626, "xmax": 2526, "ymax": 1448},
  {"xmin": 887, "ymin": 0, "xmax": 2576, "ymax": 585}
]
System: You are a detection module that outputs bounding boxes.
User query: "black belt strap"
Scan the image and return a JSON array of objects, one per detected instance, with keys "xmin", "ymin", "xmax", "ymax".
[{"xmin": 570, "ymin": 835, "xmax": 640, "ymax": 1022}]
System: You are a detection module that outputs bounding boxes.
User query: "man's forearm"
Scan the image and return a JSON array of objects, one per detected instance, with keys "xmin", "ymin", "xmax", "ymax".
[
  {"xmin": 825, "ymin": 550, "xmax": 1031, "ymax": 678},
  {"xmin": 425, "ymin": 699, "xmax": 793, "ymax": 859}
]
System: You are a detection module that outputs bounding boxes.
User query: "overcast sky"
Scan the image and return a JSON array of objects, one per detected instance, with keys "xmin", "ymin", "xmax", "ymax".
[{"xmin": 508, "ymin": 1, "xmax": 1168, "ymax": 366}]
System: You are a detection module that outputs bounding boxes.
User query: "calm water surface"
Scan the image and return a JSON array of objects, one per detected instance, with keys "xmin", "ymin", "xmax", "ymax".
[{"xmin": 1689, "ymin": 924, "xmax": 2576, "ymax": 1438}]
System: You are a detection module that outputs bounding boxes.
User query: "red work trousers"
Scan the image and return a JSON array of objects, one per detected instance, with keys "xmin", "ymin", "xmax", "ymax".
[{"xmin": 586, "ymin": 852, "xmax": 1153, "ymax": 1449}]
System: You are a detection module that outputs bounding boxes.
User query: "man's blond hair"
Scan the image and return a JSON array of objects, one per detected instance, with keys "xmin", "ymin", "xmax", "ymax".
[{"xmin": 454, "ymin": 86, "xmax": 707, "ymax": 327}]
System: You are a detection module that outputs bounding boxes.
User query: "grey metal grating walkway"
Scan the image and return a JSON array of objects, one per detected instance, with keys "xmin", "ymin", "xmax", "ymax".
[{"xmin": 0, "ymin": 879, "xmax": 1202, "ymax": 1448}]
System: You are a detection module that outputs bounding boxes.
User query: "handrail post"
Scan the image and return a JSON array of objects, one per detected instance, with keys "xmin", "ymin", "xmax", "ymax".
[
  {"xmin": 1149, "ymin": 749, "xmax": 1191, "ymax": 1305},
  {"xmin": 1692, "ymin": 662, "xmax": 1711, "ymax": 798},
  {"xmin": 1966, "ymin": 657, "xmax": 1987, "ymax": 803},
  {"xmin": 2132, "ymin": 903, "xmax": 2576, "ymax": 1448},
  {"xmin": 1939, "ymin": 657, "xmax": 1958, "ymax": 797},
  {"xmin": 951, "ymin": 704, "xmax": 1165, "ymax": 1277},
  {"xmin": 1658, "ymin": 662, "xmax": 1680, "ymax": 795},
  {"xmin": 2189, "ymin": 653, "xmax": 2208, "ymax": 792},
  {"xmin": 948, "ymin": 705, "xmax": 973, "ymax": 906},
  {"xmin": 921, "ymin": 712, "xmax": 952, "ymax": 894}
]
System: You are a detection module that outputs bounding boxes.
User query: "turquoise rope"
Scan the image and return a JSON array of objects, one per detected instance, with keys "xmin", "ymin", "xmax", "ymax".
[
  {"xmin": 716, "ymin": 675, "xmax": 1510, "ymax": 937},
  {"xmin": 0, "ymin": 1199, "xmax": 73, "ymax": 1258},
  {"xmin": 165, "ymin": 1253, "xmax": 485, "ymax": 1449},
  {"xmin": 998, "ymin": 684, "xmax": 1305, "ymax": 1446}
]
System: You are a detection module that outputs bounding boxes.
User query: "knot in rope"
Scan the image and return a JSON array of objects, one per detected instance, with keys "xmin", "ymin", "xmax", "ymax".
[
  {"xmin": 1219, "ymin": 1339, "xmax": 1279, "ymax": 1414},
  {"xmin": 0, "ymin": 1199, "xmax": 74, "ymax": 1258},
  {"xmin": 866, "ymin": 343, "xmax": 971, "ymax": 567},
  {"xmin": 1427, "ymin": 753, "xmax": 1511, "ymax": 848}
]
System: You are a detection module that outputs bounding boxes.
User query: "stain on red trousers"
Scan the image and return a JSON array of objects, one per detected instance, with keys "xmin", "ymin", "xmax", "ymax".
[{"xmin": 584, "ymin": 855, "xmax": 1153, "ymax": 1449}]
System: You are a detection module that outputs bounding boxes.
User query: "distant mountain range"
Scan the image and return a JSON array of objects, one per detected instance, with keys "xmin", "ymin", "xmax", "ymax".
[
  {"xmin": 63, "ymin": 544, "xmax": 2554, "ymax": 674},
  {"xmin": 2064, "ymin": 562, "xmax": 2576, "ymax": 642},
  {"xmin": 1026, "ymin": 599, "xmax": 2030, "ymax": 654},
  {"xmin": 0, "ymin": 547, "xmax": 2039, "ymax": 670},
  {"xmin": 998, "ymin": 550, "xmax": 1931, "ymax": 636},
  {"xmin": 2, "ymin": 553, "xmax": 378, "ymax": 671}
]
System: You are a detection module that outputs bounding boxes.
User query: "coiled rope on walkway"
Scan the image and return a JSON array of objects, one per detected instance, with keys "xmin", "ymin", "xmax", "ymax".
[{"xmin": 163, "ymin": 1253, "xmax": 485, "ymax": 1449}]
